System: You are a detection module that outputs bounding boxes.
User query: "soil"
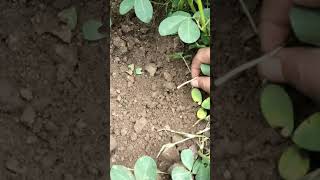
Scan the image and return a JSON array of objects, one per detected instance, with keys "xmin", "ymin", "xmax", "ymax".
[
  {"xmin": 0, "ymin": 1, "xmax": 107, "ymax": 179},
  {"xmin": 213, "ymin": 0, "xmax": 320, "ymax": 179},
  {"xmin": 110, "ymin": 1, "xmax": 206, "ymax": 179}
]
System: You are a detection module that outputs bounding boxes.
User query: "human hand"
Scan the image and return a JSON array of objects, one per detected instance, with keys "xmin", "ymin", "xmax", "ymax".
[
  {"xmin": 258, "ymin": 0, "xmax": 320, "ymax": 101},
  {"xmin": 191, "ymin": 48, "xmax": 211, "ymax": 94}
]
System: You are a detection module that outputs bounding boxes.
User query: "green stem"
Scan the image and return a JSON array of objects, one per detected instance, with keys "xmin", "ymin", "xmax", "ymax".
[
  {"xmin": 178, "ymin": 0, "xmax": 185, "ymax": 10},
  {"xmin": 187, "ymin": 0, "xmax": 196, "ymax": 13},
  {"xmin": 195, "ymin": 0, "xmax": 207, "ymax": 34}
]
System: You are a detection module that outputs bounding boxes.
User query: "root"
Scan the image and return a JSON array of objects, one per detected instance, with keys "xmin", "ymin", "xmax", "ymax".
[{"xmin": 214, "ymin": 46, "xmax": 282, "ymax": 87}]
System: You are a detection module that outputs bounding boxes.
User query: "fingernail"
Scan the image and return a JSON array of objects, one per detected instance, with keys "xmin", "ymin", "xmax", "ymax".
[
  {"xmin": 191, "ymin": 79, "xmax": 199, "ymax": 87},
  {"xmin": 258, "ymin": 56, "xmax": 285, "ymax": 82}
]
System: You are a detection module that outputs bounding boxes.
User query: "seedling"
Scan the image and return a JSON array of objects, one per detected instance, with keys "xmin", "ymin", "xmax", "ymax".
[
  {"xmin": 82, "ymin": 19, "xmax": 106, "ymax": 41},
  {"xmin": 260, "ymin": 84, "xmax": 320, "ymax": 179},
  {"xmin": 171, "ymin": 149, "xmax": 210, "ymax": 180},
  {"xmin": 119, "ymin": 0, "xmax": 153, "ymax": 23},
  {"xmin": 110, "ymin": 156, "xmax": 159, "ymax": 180}
]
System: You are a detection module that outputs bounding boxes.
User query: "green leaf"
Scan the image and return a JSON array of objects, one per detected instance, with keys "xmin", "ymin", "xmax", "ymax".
[
  {"xmin": 293, "ymin": 113, "xmax": 320, "ymax": 151},
  {"xmin": 110, "ymin": 165, "xmax": 135, "ymax": 180},
  {"xmin": 200, "ymin": 64, "xmax": 210, "ymax": 76},
  {"xmin": 193, "ymin": 8, "xmax": 210, "ymax": 21},
  {"xmin": 120, "ymin": 0, "xmax": 135, "ymax": 15},
  {"xmin": 196, "ymin": 163, "xmax": 210, "ymax": 180},
  {"xmin": 178, "ymin": 19, "xmax": 200, "ymax": 43},
  {"xmin": 197, "ymin": 108, "xmax": 207, "ymax": 120},
  {"xmin": 171, "ymin": 166, "xmax": 192, "ymax": 180},
  {"xmin": 192, "ymin": 159, "xmax": 202, "ymax": 174},
  {"xmin": 290, "ymin": 6, "xmax": 320, "ymax": 46},
  {"xmin": 135, "ymin": 67, "xmax": 143, "ymax": 75},
  {"xmin": 82, "ymin": 20, "xmax": 106, "ymax": 41},
  {"xmin": 278, "ymin": 146, "xmax": 310, "ymax": 180},
  {"xmin": 300, "ymin": 169, "xmax": 320, "ymax": 180},
  {"xmin": 260, "ymin": 84, "xmax": 294, "ymax": 137},
  {"xmin": 201, "ymin": 97, "xmax": 210, "ymax": 110},
  {"xmin": 58, "ymin": 6, "xmax": 77, "ymax": 30},
  {"xmin": 159, "ymin": 16, "xmax": 190, "ymax": 36},
  {"xmin": 181, "ymin": 149, "xmax": 195, "ymax": 171},
  {"xmin": 171, "ymin": 11, "xmax": 191, "ymax": 17},
  {"xmin": 134, "ymin": 156, "xmax": 157, "ymax": 180},
  {"xmin": 134, "ymin": 0, "xmax": 153, "ymax": 23},
  {"xmin": 191, "ymin": 88, "xmax": 202, "ymax": 105}
]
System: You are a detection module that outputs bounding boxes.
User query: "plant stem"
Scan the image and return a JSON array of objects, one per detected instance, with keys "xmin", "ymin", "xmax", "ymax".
[
  {"xmin": 177, "ymin": 77, "xmax": 198, "ymax": 89},
  {"xmin": 214, "ymin": 46, "xmax": 282, "ymax": 86},
  {"xmin": 239, "ymin": 0, "xmax": 258, "ymax": 34},
  {"xmin": 178, "ymin": 0, "xmax": 185, "ymax": 10},
  {"xmin": 187, "ymin": 0, "xmax": 197, "ymax": 13},
  {"xmin": 195, "ymin": 0, "xmax": 207, "ymax": 34}
]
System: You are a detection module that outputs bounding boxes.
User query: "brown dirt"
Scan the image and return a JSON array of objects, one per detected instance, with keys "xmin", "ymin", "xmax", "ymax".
[
  {"xmin": 0, "ymin": 1, "xmax": 107, "ymax": 179},
  {"xmin": 213, "ymin": 0, "xmax": 287, "ymax": 179},
  {"xmin": 110, "ymin": 1, "xmax": 206, "ymax": 179}
]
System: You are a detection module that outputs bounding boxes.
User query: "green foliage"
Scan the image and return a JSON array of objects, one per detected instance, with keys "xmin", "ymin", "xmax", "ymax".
[
  {"xmin": 119, "ymin": 0, "xmax": 153, "ymax": 23},
  {"xmin": 196, "ymin": 108, "xmax": 207, "ymax": 120},
  {"xmin": 82, "ymin": 20, "xmax": 106, "ymax": 41},
  {"xmin": 293, "ymin": 113, "xmax": 320, "ymax": 151},
  {"xmin": 181, "ymin": 149, "xmax": 195, "ymax": 171},
  {"xmin": 290, "ymin": 6, "xmax": 320, "ymax": 46},
  {"xmin": 201, "ymin": 97, "xmax": 210, "ymax": 110},
  {"xmin": 278, "ymin": 146, "xmax": 310, "ymax": 180},
  {"xmin": 110, "ymin": 165, "xmax": 135, "ymax": 180},
  {"xmin": 119, "ymin": 0, "xmax": 135, "ymax": 15},
  {"xmin": 172, "ymin": 166, "xmax": 193, "ymax": 180},
  {"xmin": 260, "ymin": 84, "xmax": 294, "ymax": 137},
  {"xmin": 134, "ymin": 156, "xmax": 157, "ymax": 180},
  {"xmin": 200, "ymin": 64, "xmax": 210, "ymax": 76},
  {"xmin": 171, "ymin": 148, "xmax": 210, "ymax": 180},
  {"xmin": 191, "ymin": 88, "xmax": 202, "ymax": 105},
  {"xmin": 111, "ymin": 156, "xmax": 157, "ymax": 180},
  {"xmin": 178, "ymin": 18, "xmax": 201, "ymax": 43},
  {"xmin": 58, "ymin": 6, "xmax": 77, "ymax": 30},
  {"xmin": 300, "ymin": 169, "xmax": 320, "ymax": 180},
  {"xmin": 159, "ymin": 15, "xmax": 190, "ymax": 36}
]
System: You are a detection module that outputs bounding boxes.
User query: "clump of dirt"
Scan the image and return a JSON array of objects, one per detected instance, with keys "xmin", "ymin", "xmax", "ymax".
[
  {"xmin": 110, "ymin": 0, "xmax": 206, "ymax": 177},
  {"xmin": 213, "ymin": 1, "xmax": 288, "ymax": 179},
  {"xmin": 0, "ymin": 1, "xmax": 107, "ymax": 179}
]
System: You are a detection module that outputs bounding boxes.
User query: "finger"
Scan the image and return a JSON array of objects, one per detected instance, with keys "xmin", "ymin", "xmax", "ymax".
[
  {"xmin": 191, "ymin": 48, "xmax": 210, "ymax": 78},
  {"xmin": 294, "ymin": 0, "xmax": 320, "ymax": 7},
  {"xmin": 260, "ymin": 0, "xmax": 292, "ymax": 52},
  {"xmin": 258, "ymin": 47, "xmax": 320, "ymax": 101},
  {"xmin": 191, "ymin": 77, "xmax": 210, "ymax": 94}
]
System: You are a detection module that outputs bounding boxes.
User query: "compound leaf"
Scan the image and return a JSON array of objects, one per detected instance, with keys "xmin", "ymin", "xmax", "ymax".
[
  {"xmin": 134, "ymin": 0, "xmax": 153, "ymax": 23},
  {"xmin": 197, "ymin": 108, "xmax": 207, "ymax": 120},
  {"xmin": 181, "ymin": 149, "xmax": 195, "ymax": 171},
  {"xmin": 290, "ymin": 6, "xmax": 320, "ymax": 46},
  {"xmin": 159, "ymin": 16, "xmax": 190, "ymax": 36},
  {"xmin": 200, "ymin": 64, "xmax": 210, "ymax": 76},
  {"xmin": 293, "ymin": 113, "xmax": 320, "ymax": 151},
  {"xmin": 191, "ymin": 88, "xmax": 202, "ymax": 105},
  {"xmin": 134, "ymin": 156, "xmax": 157, "ymax": 180},
  {"xmin": 201, "ymin": 97, "xmax": 210, "ymax": 110},
  {"xmin": 171, "ymin": 166, "xmax": 192, "ymax": 180},
  {"xmin": 58, "ymin": 6, "xmax": 77, "ymax": 30},
  {"xmin": 178, "ymin": 19, "xmax": 200, "ymax": 43},
  {"xmin": 110, "ymin": 165, "xmax": 135, "ymax": 180},
  {"xmin": 260, "ymin": 84, "xmax": 294, "ymax": 137},
  {"xmin": 120, "ymin": 0, "xmax": 135, "ymax": 15},
  {"xmin": 278, "ymin": 146, "xmax": 310, "ymax": 180},
  {"xmin": 82, "ymin": 20, "xmax": 106, "ymax": 41},
  {"xmin": 195, "ymin": 163, "xmax": 210, "ymax": 180}
]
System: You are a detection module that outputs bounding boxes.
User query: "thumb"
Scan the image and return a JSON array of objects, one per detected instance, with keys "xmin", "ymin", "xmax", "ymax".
[
  {"xmin": 258, "ymin": 48, "xmax": 320, "ymax": 101},
  {"xmin": 191, "ymin": 77, "xmax": 210, "ymax": 94},
  {"xmin": 294, "ymin": 0, "xmax": 320, "ymax": 7}
]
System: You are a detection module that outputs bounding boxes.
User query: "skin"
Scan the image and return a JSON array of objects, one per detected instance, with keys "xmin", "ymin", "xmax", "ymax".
[{"xmin": 192, "ymin": 0, "xmax": 320, "ymax": 101}]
